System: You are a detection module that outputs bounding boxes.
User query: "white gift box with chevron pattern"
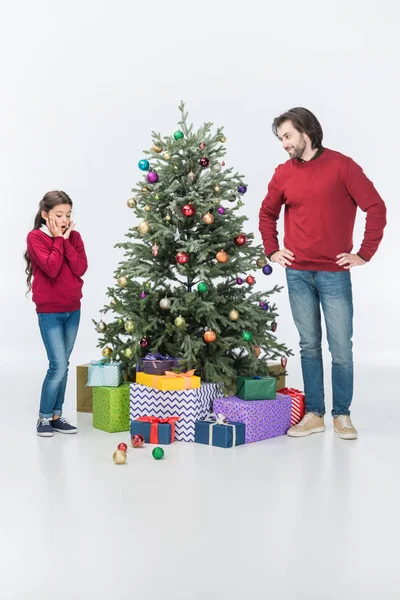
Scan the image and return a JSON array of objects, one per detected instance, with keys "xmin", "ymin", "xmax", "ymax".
[{"xmin": 130, "ymin": 382, "xmax": 221, "ymax": 442}]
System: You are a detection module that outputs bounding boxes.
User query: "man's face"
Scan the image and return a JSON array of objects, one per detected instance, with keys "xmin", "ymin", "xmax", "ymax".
[{"xmin": 277, "ymin": 120, "xmax": 307, "ymax": 159}]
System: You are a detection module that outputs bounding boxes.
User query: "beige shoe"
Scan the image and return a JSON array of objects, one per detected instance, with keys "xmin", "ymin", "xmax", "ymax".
[
  {"xmin": 333, "ymin": 415, "xmax": 358, "ymax": 440},
  {"xmin": 287, "ymin": 413, "xmax": 325, "ymax": 437}
]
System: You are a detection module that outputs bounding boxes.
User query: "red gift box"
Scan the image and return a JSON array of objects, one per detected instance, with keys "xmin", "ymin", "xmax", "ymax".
[{"xmin": 277, "ymin": 388, "xmax": 305, "ymax": 426}]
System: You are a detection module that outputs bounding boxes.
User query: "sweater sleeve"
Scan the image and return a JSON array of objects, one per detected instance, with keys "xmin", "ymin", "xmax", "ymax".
[
  {"xmin": 63, "ymin": 231, "xmax": 88, "ymax": 277},
  {"xmin": 27, "ymin": 231, "xmax": 64, "ymax": 278},
  {"xmin": 345, "ymin": 159, "xmax": 387, "ymax": 261},
  {"xmin": 259, "ymin": 167, "xmax": 285, "ymax": 257}
]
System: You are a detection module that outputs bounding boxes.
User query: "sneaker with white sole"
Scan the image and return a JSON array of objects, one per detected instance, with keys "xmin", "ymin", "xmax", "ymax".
[
  {"xmin": 287, "ymin": 412, "xmax": 325, "ymax": 437},
  {"xmin": 333, "ymin": 415, "xmax": 358, "ymax": 440},
  {"xmin": 51, "ymin": 417, "xmax": 78, "ymax": 434},
  {"xmin": 37, "ymin": 418, "xmax": 54, "ymax": 437}
]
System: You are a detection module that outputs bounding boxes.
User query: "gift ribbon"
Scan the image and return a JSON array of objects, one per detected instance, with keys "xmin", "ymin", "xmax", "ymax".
[
  {"xmin": 136, "ymin": 416, "xmax": 180, "ymax": 443},
  {"xmin": 163, "ymin": 369, "xmax": 197, "ymax": 389},
  {"xmin": 277, "ymin": 387, "xmax": 305, "ymax": 401},
  {"xmin": 90, "ymin": 360, "xmax": 119, "ymax": 366},
  {"xmin": 144, "ymin": 352, "xmax": 171, "ymax": 360},
  {"xmin": 204, "ymin": 412, "xmax": 237, "ymax": 447}
]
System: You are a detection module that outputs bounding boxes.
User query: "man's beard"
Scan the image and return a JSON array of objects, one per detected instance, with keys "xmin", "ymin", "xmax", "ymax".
[{"xmin": 288, "ymin": 137, "xmax": 307, "ymax": 159}]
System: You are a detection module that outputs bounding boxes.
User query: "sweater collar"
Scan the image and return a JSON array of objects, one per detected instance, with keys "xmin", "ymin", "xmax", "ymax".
[
  {"xmin": 297, "ymin": 146, "xmax": 325, "ymax": 163},
  {"xmin": 40, "ymin": 224, "xmax": 53, "ymax": 237}
]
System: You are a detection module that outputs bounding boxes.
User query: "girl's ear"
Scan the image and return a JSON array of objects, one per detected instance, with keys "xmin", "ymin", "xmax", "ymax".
[{"xmin": 41, "ymin": 210, "xmax": 48, "ymax": 221}]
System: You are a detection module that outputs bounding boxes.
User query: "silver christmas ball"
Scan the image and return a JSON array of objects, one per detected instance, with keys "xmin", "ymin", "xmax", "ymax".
[{"xmin": 159, "ymin": 298, "xmax": 171, "ymax": 310}]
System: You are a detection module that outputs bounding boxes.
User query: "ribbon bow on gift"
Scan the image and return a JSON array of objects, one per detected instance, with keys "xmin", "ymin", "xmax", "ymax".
[
  {"xmin": 136, "ymin": 416, "xmax": 180, "ymax": 443},
  {"xmin": 277, "ymin": 387, "xmax": 304, "ymax": 401},
  {"xmin": 164, "ymin": 369, "xmax": 196, "ymax": 389},
  {"xmin": 144, "ymin": 352, "xmax": 171, "ymax": 361},
  {"xmin": 204, "ymin": 412, "xmax": 237, "ymax": 447}
]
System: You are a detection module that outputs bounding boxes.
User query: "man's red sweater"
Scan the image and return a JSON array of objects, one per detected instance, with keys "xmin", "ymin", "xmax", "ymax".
[
  {"xmin": 259, "ymin": 148, "xmax": 387, "ymax": 271},
  {"xmin": 27, "ymin": 228, "xmax": 88, "ymax": 313}
]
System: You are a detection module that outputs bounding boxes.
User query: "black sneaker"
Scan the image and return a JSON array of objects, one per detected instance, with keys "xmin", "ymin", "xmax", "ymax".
[
  {"xmin": 37, "ymin": 418, "xmax": 54, "ymax": 437},
  {"xmin": 51, "ymin": 417, "xmax": 78, "ymax": 434}
]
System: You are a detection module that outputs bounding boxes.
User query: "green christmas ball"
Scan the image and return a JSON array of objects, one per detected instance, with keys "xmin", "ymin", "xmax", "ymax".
[
  {"xmin": 174, "ymin": 315, "xmax": 186, "ymax": 327},
  {"xmin": 125, "ymin": 319, "xmax": 134, "ymax": 333},
  {"xmin": 152, "ymin": 447, "xmax": 164, "ymax": 460},
  {"xmin": 123, "ymin": 347, "xmax": 133, "ymax": 358},
  {"xmin": 118, "ymin": 318, "xmax": 123, "ymax": 325},
  {"xmin": 174, "ymin": 130, "xmax": 184, "ymax": 140},
  {"xmin": 242, "ymin": 331, "xmax": 253, "ymax": 342},
  {"xmin": 197, "ymin": 282, "xmax": 209, "ymax": 293}
]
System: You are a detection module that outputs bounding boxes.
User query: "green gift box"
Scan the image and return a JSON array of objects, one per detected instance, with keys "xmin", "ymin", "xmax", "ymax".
[
  {"xmin": 92, "ymin": 382, "xmax": 130, "ymax": 432},
  {"xmin": 236, "ymin": 376, "xmax": 277, "ymax": 401}
]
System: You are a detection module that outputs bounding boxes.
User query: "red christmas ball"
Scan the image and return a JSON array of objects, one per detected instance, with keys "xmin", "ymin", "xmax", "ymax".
[
  {"xmin": 140, "ymin": 336, "xmax": 150, "ymax": 348},
  {"xmin": 246, "ymin": 275, "xmax": 255, "ymax": 285},
  {"xmin": 234, "ymin": 233, "xmax": 247, "ymax": 246},
  {"xmin": 131, "ymin": 434, "xmax": 145, "ymax": 448},
  {"xmin": 175, "ymin": 251, "xmax": 189, "ymax": 265},
  {"xmin": 281, "ymin": 356, "xmax": 287, "ymax": 368},
  {"xmin": 118, "ymin": 442, "xmax": 128, "ymax": 452},
  {"xmin": 181, "ymin": 203, "xmax": 196, "ymax": 217},
  {"xmin": 199, "ymin": 157, "xmax": 210, "ymax": 168},
  {"xmin": 271, "ymin": 321, "xmax": 278, "ymax": 332}
]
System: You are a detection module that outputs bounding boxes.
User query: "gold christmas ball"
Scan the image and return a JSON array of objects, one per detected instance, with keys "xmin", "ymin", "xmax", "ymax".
[
  {"xmin": 174, "ymin": 315, "xmax": 186, "ymax": 327},
  {"xmin": 256, "ymin": 257, "xmax": 268, "ymax": 268},
  {"xmin": 138, "ymin": 221, "xmax": 150, "ymax": 234},
  {"xmin": 110, "ymin": 299, "xmax": 117, "ymax": 306},
  {"xmin": 144, "ymin": 205, "xmax": 151, "ymax": 212},
  {"xmin": 118, "ymin": 276, "xmax": 128, "ymax": 288},
  {"xmin": 165, "ymin": 214, "xmax": 171, "ymax": 221},
  {"xmin": 113, "ymin": 450, "xmax": 127, "ymax": 465},
  {"xmin": 127, "ymin": 198, "xmax": 137, "ymax": 208},
  {"xmin": 202, "ymin": 212, "xmax": 215, "ymax": 225},
  {"xmin": 163, "ymin": 152, "xmax": 171, "ymax": 161},
  {"xmin": 229, "ymin": 309, "xmax": 239, "ymax": 321},
  {"xmin": 123, "ymin": 347, "xmax": 133, "ymax": 358},
  {"xmin": 204, "ymin": 330, "xmax": 217, "ymax": 343},
  {"xmin": 214, "ymin": 185, "xmax": 221, "ymax": 193},
  {"xmin": 216, "ymin": 250, "xmax": 229, "ymax": 263},
  {"xmin": 152, "ymin": 145, "xmax": 162, "ymax": 153},
  {"xmin": 124, "ymin": 319, "xmax": 134, "ymax": 333},
  {"xmin": 220, "ymin": 136, "xmax": 226, "ymax": 143},
  {"xmin": 96, "ymin": 320, "xmax": 107, "ymax": 333},
  {"xmin": 102, "ymin": 346, "xmax": 112, "ymax": 357},
  {"xmin": 141, "ymin": 186, "xmax": 151, "ymax": 193}
]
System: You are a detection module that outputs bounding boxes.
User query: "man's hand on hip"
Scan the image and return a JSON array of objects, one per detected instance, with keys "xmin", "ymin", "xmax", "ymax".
[
  {"xmin": 336, "ymin": 253, "xmax": 366, "ymax": 269},
  {"xmin": 270, "ymin": 248, "xmax": 295, "ymax": 268}
]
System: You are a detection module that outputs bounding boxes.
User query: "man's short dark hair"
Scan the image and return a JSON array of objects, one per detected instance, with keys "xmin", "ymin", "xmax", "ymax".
[{"xmin": 272, "ymin": 107, "xmax": 323, "ymax": 149}]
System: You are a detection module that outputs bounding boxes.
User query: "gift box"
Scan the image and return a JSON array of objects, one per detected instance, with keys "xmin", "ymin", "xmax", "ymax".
[
  {"xmin": 93, "ymin": 382, "xmax": 130, "ymax": 433},
  {"xmin": 213, "ymin": 393, "xmax": 292, "ymax": 443},
  {"xmin": 130, "ymin": 416, "xmax": 179, "ymax": 445},
  {"xmin": 137, "ymin": 353, "xmax": 185, "ymax": 374},
  {"xmin": 76, "ymin": 364, "xmax": 93, "ymax": 412},
  {"xmin": 278, "ymin": 388, "xmax": 305, "ymax": 426},
  {"xmin": 195, "ymin": 414, "xmax": 245, "ymax": 448},
  {"xmin": 130, "ymin": 382, "xmax": 221, "ymax": 442},
  {"xmin": 87, "ymin": 360, "xmax": 123, "ymax": 387},
  {"xmin": 236, "ymin": 375, "xmax": 276, "ymax": 400},
  {"xmin": 136, "ymin": 370, "xmax": 200, "ymax": 391}
]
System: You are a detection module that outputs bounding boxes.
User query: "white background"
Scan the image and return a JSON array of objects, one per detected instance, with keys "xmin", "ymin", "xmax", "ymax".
[{"xmin": 1, "ymin": 0, "xmax": 398, "ymax": 409}]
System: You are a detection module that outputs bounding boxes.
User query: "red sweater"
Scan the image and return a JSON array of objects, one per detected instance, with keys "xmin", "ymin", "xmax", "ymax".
[
  {"xmin": 27, "ymin": 228, "xmax": 88, "ymax": 313},
  {"xmin": 259, "ymin": 148, "xmax": 387, "ymax": 271}
]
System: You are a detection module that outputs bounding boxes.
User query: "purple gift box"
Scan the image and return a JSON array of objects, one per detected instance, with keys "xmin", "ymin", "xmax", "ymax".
[
  {"xmin": 213, "ymin": 393, "xmax": 292, "ymax": 443},
  {"xmin": 136, "ymin": 353, "xmax": 185, "ymax": 374}
]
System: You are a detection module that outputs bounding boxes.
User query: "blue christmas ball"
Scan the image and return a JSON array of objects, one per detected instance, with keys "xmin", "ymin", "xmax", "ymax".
[
  {"xmin": 262, "ymin": 264, "xmax": 273, "ymax": 275},
  {"xmin": 138, "ymin": 159, "xmax": 150, "ymax": 171},
  {"xmin": 237, "ymin": 185, "xmax": 247, "ymax": 194}
]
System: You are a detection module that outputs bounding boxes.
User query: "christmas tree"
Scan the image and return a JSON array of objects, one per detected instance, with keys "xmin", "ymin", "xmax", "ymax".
[{"xmin": 95, "ymin": 102, "xmax": 292, "ymax": 391}]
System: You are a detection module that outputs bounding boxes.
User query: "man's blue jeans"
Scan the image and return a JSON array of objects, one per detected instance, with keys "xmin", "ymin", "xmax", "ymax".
[
  {"xmin": 285, "ymin": 269, "xmax": 353, "ymax": 417},
  {"xmin": 37, "ymin": 310, "xmax": 81, "ymax": 419}
]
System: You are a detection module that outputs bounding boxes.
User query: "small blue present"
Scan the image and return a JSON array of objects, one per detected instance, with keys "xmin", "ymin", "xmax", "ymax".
[
  {"xmin": 87, "ymin": 360, "xmax": 122, "ymax": 387},
  {"xmin": 130, "ymin": 416, "xmax": 179, "ymax": 445},
  {"xmin": 195, "ymin": 413, "xmax": 245, "ymax": 448}
]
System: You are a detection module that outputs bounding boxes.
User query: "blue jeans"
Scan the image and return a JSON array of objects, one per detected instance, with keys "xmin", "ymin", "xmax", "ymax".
[
  {"xmin": 285, "ymin": 270, "xmax": 353, "ymax": 417},
  {"xmin": 37, "ymin": 310, "xmax": 81, "ymax": 419}
]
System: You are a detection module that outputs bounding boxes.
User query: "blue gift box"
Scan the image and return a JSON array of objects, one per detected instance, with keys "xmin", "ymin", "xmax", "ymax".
[
  {"xmin": 195, "ymin": 415, "xmax": 245, "ymax": 448},
  {"xmin": 130, "ymin": 418, "xmax": 178, "ymax": 445},
  {"xmin": 87, "ymin": 360, "xmax": 122, "ymax": 387}
]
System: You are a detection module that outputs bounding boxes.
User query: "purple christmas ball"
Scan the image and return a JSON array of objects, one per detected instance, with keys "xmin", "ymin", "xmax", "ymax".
[
  {"xmin": 236, "ymin": 277, "xmax": 244, "ymax": 285},
  {"xmin": 238, "ymin": 185, "xmax": 247, "ymax": 194},
  {"xmin": 140, "ymin": 292, "xmax": 146, "ymax": 299},
  {"xmin": 259, "ymin": 301, "xmax": 265, "ymax": 308},
  {"xmin": 262, "ymin": 264, "xmax": 273, "ymax": 275},
  {"xmin": 146, "ymin": 171, "xmax": 159, "ymax": 184},
  {"xmin": 217, "ymin": 206, "xmax": 225, "ymax": 215}
]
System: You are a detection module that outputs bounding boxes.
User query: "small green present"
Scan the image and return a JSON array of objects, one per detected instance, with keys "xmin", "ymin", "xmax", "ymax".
[
  {"xmin": 236, "ymin": 375, "xmax": 276, "ymax": 401},
  {"xmin": 92, "ymin": 382, "xmax": 130, "ymax": 432}
]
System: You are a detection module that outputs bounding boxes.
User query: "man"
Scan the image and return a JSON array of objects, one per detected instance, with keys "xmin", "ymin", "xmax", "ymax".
[{"xmin": 259, "ymin": 107, "xmax": 386, "ymax": 440}]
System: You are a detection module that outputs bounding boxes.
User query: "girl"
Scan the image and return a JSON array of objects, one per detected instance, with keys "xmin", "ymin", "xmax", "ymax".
[{"xmin": 25, "ymin": 191, "xmax": 88, "ymax": 437}]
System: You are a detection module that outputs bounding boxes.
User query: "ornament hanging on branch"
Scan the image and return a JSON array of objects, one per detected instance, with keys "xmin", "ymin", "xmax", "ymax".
[
  {"xmin": 96, "ymin": 320, "xmax": 107, "ymax": 333},
  {"xmin": 271, "ymin": 322, "xmax": 278, "ymax": 333},
  {"xmin": 127, "ymin": 198, "xmax": 136, "ymax": 208},
  {"xmin": 220, "ymin": 136, "xmax": 226, "ymax": 143},
  {"xmin": 236, "ymin": 277, "xmax": 244, "ymax": 285},
  {"xmin": 216, "ymin": 250, "xmax": 229, "ymax": 263},
  {"xmin": 256, "ymin": 257, "xmax": 268, "ymax": 268},
  {"xmin": 254, "ymin": 346, "xmax": 261, "ymax": 358},
  {"xmin": 229, "ymin": 309, "xmax": 239, "ymax": 321},
  {"xmin": 152, "ymin": 145, "xmax": 162, "ymax": 153},
  {"xmin": 199, "ymin": 157, "xmax": 210, "ymax": 168},
  {"xmin": 212, "ymin": 163, "xmax": 222, "ymax": 173},
  {"xmin": 174, "ymin": 130, "xmax": 184, "ymax": 140},
  {"xmin": 140, "ymin": 337, "xmax": 150, "ymax": 348},
  {"xmin": 138, "ymin": 221, "xmax": 150, "ymax": 234},
  {"xmin": 263, "ymin": 265, "xmax": 273, "ymax": 275},
  {"xmin": 242, "ymin": 331, "xmax": 253, "ymax": 342},
  {"xmin": 175, "ymin": 252, "xmax": 189, "ymax": 265},
  {"xmin": 118, "ymin": 276, "xmax": 128, "ymax": 288},
  {"xmin": 181, "ymin": 203, "xmax": 196, "ymax": 217},
  {"xmin": 159, "ymin": 298, "xmax": 171, "ymax": 310},
  {"xmin": 102, "ymin": 346, "xmax": 112, "ymax": 357},
  {"xmin": 246, "ymin": 275, "xmax": 255, "ymax": 285},
  {"xmin": 163, "ymin": 152, "xmax": 171, "ymax": 161},
  {"xmin": 174, "ymin": 315, "xmax": 186, "ymax": 327},
  {"xmin": 197, "ymin": 282, "xmax": 209, "ymax": 293},
  {"xmin": 151, "ymin": 243, "xmax": 159, "ymax": 257},
  {"xmin": 217, "ymin": 206, "xmax": 225, "ymax": 215},
  {"xmin": 187, "ymin": 171, "xmax": 196, "ymax": 182},
  {"xmin": 204, "ymin": 330, "xmax": 216, "ymax": 343},
  {"xmin": 199, "ymin": 141, "xmax": 206, "ymax": 150},
  {"xmin": 202, "ymin": 212, "xmax": 214, "ymax": 225},
  {"xmin": 281, "ymin": 356, "xmax": 287, "ymax": 368},
  {"xmin": 138, "ymin": 159, "xmax": 150, "ymax": 171},
  {"xmin": 238, "ymin": 185, "xmax": 247, "ymax": 194},
  {"xmin": 125, "ymin": 320, "xmax": 134, "ymax": 333},
  {"xmin": 146, "ymin": 171, "xmax": 159, "ymax": 184},
  {"xmin": 234, "ymin": 233, "xmax": 247, "ymax": 246},
  {"xmin": 123, "ymin": 347, "xmax": 133, "ymax": 358}
]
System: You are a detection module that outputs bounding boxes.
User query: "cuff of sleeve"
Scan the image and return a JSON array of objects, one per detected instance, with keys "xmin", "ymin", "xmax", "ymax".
[
  {"xmin": 357, "ymin": 252, "xmax": 368, "ymax": 262},
  {"xmin": 267, "ymin": 250, "xmax": 279, "ymax": 260}
]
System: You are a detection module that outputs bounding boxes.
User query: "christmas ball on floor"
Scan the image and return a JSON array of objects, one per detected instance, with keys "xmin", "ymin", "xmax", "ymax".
[
  {"xmin": 113, "ymin": 450, "xmax": 127, "ymax": 464},
  {"xmin": 118, "ymin": 442, "xmax": 128, "ymax": 452},
  {"xmin": 132, "ymin": 434, "xmax": 145, "ymax": 448},
  {"xmin": 152, "ymin": 447, "xmax": 164, "ymax": 460}
]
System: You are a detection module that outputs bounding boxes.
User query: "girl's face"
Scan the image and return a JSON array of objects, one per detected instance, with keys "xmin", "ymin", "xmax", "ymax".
[{"xmin": 42, "ymin": 204, "xmax": 72, "ymax": 233}]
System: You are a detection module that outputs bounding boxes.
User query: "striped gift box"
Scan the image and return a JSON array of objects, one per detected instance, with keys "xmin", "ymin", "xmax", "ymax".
[{"xmin": 278, "ymin": 388, "xmax": 305, "ymax": 426}]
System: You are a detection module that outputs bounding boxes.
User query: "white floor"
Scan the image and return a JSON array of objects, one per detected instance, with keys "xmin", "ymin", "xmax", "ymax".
[{"xmin": 1, "ymin": 366, "xmax": 400, "ymax": 600}]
